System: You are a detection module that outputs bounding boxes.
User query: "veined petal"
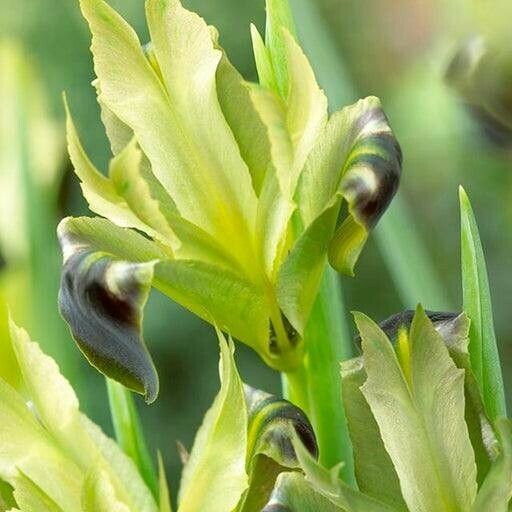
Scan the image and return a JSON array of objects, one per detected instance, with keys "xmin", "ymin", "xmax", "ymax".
[
  {"xmin": 65, "ymin": 98, "xmax": 175, "ymax": 249},
  {"xmin": 58, "ymin": 218, "xmax": 160, "ymax": 403},
  {"xmin": 11, "ymin": 472, "xmax": 63, "ymax": 512},
  {"xmin": 298, "ymin": 96, "xmax": 401, "ymax": 276},
  {"xmin": 8, "ymin": 318, "xmax": 159, "ymax": 512},
  {"xmin": 93, "ymin": 79, "xmax": 180, "ymax": 220},
  {"xmin": 250, "ymin": 26, "xmax": 327, "ymax": 276},
  {"xmin": 356, "ymin": 307, "xmax": 477, "ymax": 511},
  {"xmin": 80, "ymin": 0, "xmax": 257, "ymax": 259},
  {"xmin": 215, "ymin": 44, "xmax": 271, "ymax": 195},
  {"xmin": 108, "ymin": 139, "xmax": 177, "ymax": 246},
  {"xmin": 236, "ymin": 385, "xmax": 318, "ymax": 511},
  {"xmin": 250, "ymin": 29, "xmax": 327, "ymax": 199},
  {"xmin": 262, "ymin": 472, "xmax": 341, "ymax": 512},
  {"xmin": 68, "ymin": 99, "xmax": 240, "ymax": 271},
  {"xmin": 256, "ymin": 170, "xmax": 295, "ymax": 278},
  {"xmin": 0, "ymin": 378, "xmax": 83, "ymax": 511},
  {"xmin": 276, "ymin": 198, "xmax": 340, "ymax": 334},
  {"xmin": 81, "ymin": 468, "xmax": 131, "ymax": 512}
]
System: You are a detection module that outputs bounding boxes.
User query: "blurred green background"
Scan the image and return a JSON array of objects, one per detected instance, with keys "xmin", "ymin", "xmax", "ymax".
[{"xmin": 2, "ymin": 0, "xmax": 512, "ymax": 491}]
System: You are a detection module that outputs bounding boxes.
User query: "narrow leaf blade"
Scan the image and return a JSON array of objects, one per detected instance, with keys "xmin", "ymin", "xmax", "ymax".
[
  {"xmin": 107, "ymin": 380, "xmax": 158, "ymax": 497},
  {"xmin": 460, "ymin": 186, "xmax": 506, "ymax": 420}
]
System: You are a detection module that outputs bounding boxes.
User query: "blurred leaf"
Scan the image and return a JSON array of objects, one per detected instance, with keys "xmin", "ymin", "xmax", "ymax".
[
  {"xmin": 471, "ymin": 418, "xmax": 512, "ymax": 511},
  {"xmin": 355, "ymin": 307, "xmax": 477, "ymax": 511},
  {"xmin": 177, "ymin": 335, "xmax": 248, "ymax": 512},
  {"xmin": 262, "ymin": 472, "xmax": 341, "ymax": 511},
  {"xmin": 460, "ymin": 187, "xmax": 506, "ymax": 420},
  {"xmin": 107, "ymin": 380, "xmax": 158, "ymax": 497}
]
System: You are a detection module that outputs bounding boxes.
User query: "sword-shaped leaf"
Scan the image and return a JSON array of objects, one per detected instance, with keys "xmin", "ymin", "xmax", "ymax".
[
  {"xmin": 471, "ymin": 419, "xmax": 512, "ymax": 512},
  {"xmin": 460, "ymin": 187, "xmax": 506, "ymax": 420}
]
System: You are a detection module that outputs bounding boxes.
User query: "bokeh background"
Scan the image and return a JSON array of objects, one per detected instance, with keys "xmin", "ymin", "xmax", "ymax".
[{"xmin": 2, "ymin": 0, "xmax": 512, "ymax": 491}]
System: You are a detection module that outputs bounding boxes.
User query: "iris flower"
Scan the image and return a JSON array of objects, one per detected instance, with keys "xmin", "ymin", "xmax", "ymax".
[{"xmin": 59, "ymin": 0, "xmax": 401, "ymax": 402}]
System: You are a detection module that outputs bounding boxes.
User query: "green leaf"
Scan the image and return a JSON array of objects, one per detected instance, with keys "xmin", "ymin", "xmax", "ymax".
[
  {"xmin": 471, "ymin": 418, "xmax": 512, "ymax": 511},
  {"xmin": 262, "ymin": 472, "xmax": 341, "ymax": 512},
  {"xmin": 355, "ymin": 306, "xmax": 478, "ymax": 512},
  {"xmin": 237, "ymin": 385, "xmax": 318, "ymax": 511},
  {"xmin": 81, "ymin": 467, "xmax": 130, "ymax": 512},
  {"xmin": 157, "ymin": 453, "xmax": 172, "ymax": 512},
  {"xmin": 460, "ymin": 186, "xmax": 506, "ymax": 420},
  {"xmin": 107, "ymin": 380, "xmax": 158, "ymax": 497},
  {"xmin": 177, "ymin": 335, "xmax": 248, "ymax": 512},
  {"xmin": 298, "ymin": 96, "xmax": 402, "ymax": 276},
  {"xmin": 294, "ymin": 435, "xmax": 393, "ymax": 512},
  {"xmin": 11, "ymin": 472, "xmax": 63, "ymax": 512}
]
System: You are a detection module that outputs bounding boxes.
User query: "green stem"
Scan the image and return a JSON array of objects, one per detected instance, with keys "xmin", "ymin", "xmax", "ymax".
[
  {"xmin": 284, "ymin": 268, "xmax": 355, "ymax": 483},
  {"xmin": 375, "ymin": 193, "xmax": 451, "ymax": 310},
  {"xmin": 106, "ymin": 379, "xmax": 159, "ymax": 498}
]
